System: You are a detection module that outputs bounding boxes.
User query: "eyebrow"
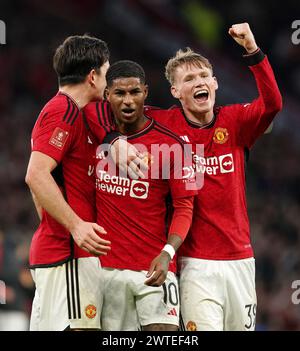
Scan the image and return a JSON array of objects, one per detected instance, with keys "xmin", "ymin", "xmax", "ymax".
[
  {"xmin": 114, "ymin": 88, "xmax": 125, "ymax": 93},
  {"xmin": 113, "ymin": 87, "xmax": 142, "ymax": 93},
  {"xmin": 183, "ymin": 74, "xmax": 195, "ymax": 81},
  {"xmin": 183, "ymin": 70, "xmax": 210, "ymax": 80},
  {"xmin": 130, "ymin": 87, "xmax": 142, "ymax": 93}
]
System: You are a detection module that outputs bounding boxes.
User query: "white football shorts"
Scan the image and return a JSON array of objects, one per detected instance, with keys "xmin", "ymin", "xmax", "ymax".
[
  {"xmin": 30, "ymin": 257, "xmax": 103, "ymax": 331},
  {"xmin": 179, "ymin": 257, "xmax": 257, "ymax": 331},
  {"xmin": 101, "ymin": 268, "xmax": 179, "ymax": 331}
]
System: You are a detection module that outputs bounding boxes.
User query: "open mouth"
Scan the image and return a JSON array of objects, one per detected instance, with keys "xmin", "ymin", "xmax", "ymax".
[
  {"xmin": 121, "ymin": 108, "xmax": 135, "ymax": 117},
  {"xmin": 193, "ymin": 89, "xmax": 209, "ymax": 103}
]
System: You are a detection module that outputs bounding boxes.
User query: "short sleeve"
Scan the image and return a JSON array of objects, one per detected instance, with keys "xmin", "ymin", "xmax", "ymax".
[{"xmin": 31, "ymin": 101, "xmax": 80, "ymax": 163}]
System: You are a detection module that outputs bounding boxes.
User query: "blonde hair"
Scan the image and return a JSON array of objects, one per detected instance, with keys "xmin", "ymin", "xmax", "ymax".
[{"xmin": 165, "ymin": 47, "xmax": 213, "ymax": 85}]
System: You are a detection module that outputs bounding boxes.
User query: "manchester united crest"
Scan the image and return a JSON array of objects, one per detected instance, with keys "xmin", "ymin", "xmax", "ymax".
[
  {"xmin": 186, "ymin": 320, "xmax": 197, "ymax": 331},
  {"xmin": 85, "ymin": 304, "xmax": 97, "ymax": 319},
  {"xmin": 141, "ymin": 151, "xmax": 154, "ymax": 166},
  {"xmin": 213, "ymin": 127, "xmax": 229, "ymax": 144}
]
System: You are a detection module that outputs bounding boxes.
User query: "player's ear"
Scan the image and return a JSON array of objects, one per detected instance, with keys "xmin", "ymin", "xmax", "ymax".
[
  {"xmin": 144, "ymin": 84, "xmax": 149, "ymax": 99},
  {"xmin": 104, "ymin": 87, "xmax": 109, "ymax": 100},
  {"xmin": 171, "ymin": 86, "xmax": 180, "ymax": 99},
  {"xmin": 213, "ymin": 76, "xmax": 218, "ymax": 91},
  {"xmin": 104, "ymin": 87, "xmax": 110, "ymax": 101},
  {"xmin": 88, "ymin": 69, "xmax": 96, "ymax": 86}
]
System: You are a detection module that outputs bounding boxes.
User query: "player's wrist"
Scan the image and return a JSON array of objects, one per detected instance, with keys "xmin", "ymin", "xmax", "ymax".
[
  {"xmin": 245, "ymin": 43, "xmax": 258, "ymax": 54},
  {"xmin": 66, "ymin": 216, "xmax": 83, "ymax": 233},
  {"xmin": 162, "ymin": 244, "xmax": 176, "ymax": 260}
]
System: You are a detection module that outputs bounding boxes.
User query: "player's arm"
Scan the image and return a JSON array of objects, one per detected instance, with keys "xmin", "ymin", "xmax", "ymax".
[
  {"xmin": 229, "ymin": 23, "xmax": 283, "ymax": 147},
  {"xmin": 30, "ymin": 189, "xmax": 42, "ymax": 221},
  {"xmin": 25, "ymin": 151, "xmax": 111, "ymax": 256},
  {"xmin": 145, "ymin": 144, "xmax": 197, "ymax": 287},
  {"xmin": 145, "ymin": 196, "xmax": 194, "ymax": 287}
]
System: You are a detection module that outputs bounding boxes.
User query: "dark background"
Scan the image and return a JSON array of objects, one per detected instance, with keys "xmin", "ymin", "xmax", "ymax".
[{"xmin": 0, "ymin": 0, "xmax": 299, "ymax": 330}]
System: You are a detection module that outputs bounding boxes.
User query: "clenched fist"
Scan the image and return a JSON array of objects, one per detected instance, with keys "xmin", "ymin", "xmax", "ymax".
[{"xmin": 228, "ymin": 23, "xmax": 258, "ymax": 54}]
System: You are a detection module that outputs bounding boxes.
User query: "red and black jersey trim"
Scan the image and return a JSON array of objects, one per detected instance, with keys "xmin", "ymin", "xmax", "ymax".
[
  {"xmin": 103, "ymin": 101, "xmax": 114, "ymax": 126},
  {"xmin": 96, "ymin": 102, "xmax": 111, "ymax": 133},
  {"xmin": 106, "ymin": 102, "xmax": 115, "ymax": 127},
  {"xmin": 66, "ymin": 102, "xmax": 75, "ymax": 124},
  {"xmin": 243, "ymin": 48, "xmax": 265, "ymax": 66},
  {"xmin": 70, "ymin": 108, "xmax": 80, "ymax": 126},
  {"xmin": 146, "ymin": 104, "xmax": 219, "ymax": 130},
  {"xmin": 145, "ymin": 104, "xmax": 219, "ymax": 129},
  {"xmin": 125, "ymin": 117, "xmax": 155, "ymax": 140},
  {"xmin": 181, "ymin": 108, "xmax": 218, "ymax": 129},
  {"xmin": 103, "ymin": 131, "xmax": 122, "ymax": 145},
  {"xmin": 61, "ymin": 95, "xmax": 80, "ymax": 125},
  {"xmin": 62, "ymin": 97, "xmax": 71, "ymax": 122},
  {"xmin": 67, "ymin": 101, "xmax": 80, "ymax": 125},
  {"xmin": 123, "ymin": 116, "xmax": 186, "ymax": 148},
  {"xmin": 82, "ymin": 110, "xmax": 91, "ymax": 131},
  {"xmin": 152, "ymin": 120, "xmax": 186, "ymax": 148}
]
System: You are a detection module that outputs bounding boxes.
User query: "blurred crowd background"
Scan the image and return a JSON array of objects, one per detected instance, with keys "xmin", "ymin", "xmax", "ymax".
[{"xmin": 0, "ymin": 0, "xmax": 299, "ymax": 331}]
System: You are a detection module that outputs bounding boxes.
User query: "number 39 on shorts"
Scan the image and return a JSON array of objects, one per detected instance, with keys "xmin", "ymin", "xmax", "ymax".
[{"xmin": 245, "ymin": 303, "xmax": 257, "ymax": 329}]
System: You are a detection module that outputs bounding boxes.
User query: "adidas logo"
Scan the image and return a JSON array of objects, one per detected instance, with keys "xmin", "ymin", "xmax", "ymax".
[
  {"xmin": 167, "ymin": 307, "xmax": 177, "ymax": 316},
  {"xmin": 180, "ymin": 135, "xmax": 190, "ymax": 143}
]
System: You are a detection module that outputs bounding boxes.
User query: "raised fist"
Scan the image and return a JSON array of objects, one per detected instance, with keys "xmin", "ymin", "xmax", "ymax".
[{"xmin": 228, "ymin": 23, "xmax": 258, "ymax": 54}]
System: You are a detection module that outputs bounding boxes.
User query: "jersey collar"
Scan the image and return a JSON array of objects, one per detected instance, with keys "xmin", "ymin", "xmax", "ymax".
[{"xmin": 181, "ymin": 107, "xmax": 219, "ymax": 129}]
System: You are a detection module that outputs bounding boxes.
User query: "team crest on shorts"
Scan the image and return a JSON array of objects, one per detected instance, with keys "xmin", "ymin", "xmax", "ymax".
[
  {"xmin": 213, "ymin": 127, "xmax": 229, "ymax": 144},
  {"xmin": 85, "ymin": 304, "xmax": 97, "ymax": 319},
  {"xmin": 186, "ymin": 320, "xmax": 197, "ymax": 331}
]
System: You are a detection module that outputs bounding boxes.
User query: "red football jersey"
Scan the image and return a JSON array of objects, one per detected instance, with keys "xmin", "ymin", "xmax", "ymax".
[
  {"xmin": 145, "ymin": 53, "xmax": 282, "ymax": 260},
  {"xmin": 94, "ymin": 119, "xmax": 197, "ymax": 272},
  {"xmin": 29, "ymin": 94, "xmax": 114, "ymax": 267}
]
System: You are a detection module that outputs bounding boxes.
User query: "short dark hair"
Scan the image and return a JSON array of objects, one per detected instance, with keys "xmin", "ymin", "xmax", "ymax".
[
  {"xmin": 53, "ymin": 35, "xmax": 109, "ymax": 86},
  {"xmin": 106, "ymin": 60, "xmax": 145, "ymax": 87}
]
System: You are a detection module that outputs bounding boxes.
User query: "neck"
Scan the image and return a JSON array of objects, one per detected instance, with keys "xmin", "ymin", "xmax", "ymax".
[
  {"xmin": 183, "ymin": 108, "xmax": 214, "ymax": 126},
  {"xmin": 117, "ymin": 115, "xmax": 148, "ymax": 135},
  {"xmin": 59, "ymin": 84, "xmax": 91, "ymax": 109}
]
